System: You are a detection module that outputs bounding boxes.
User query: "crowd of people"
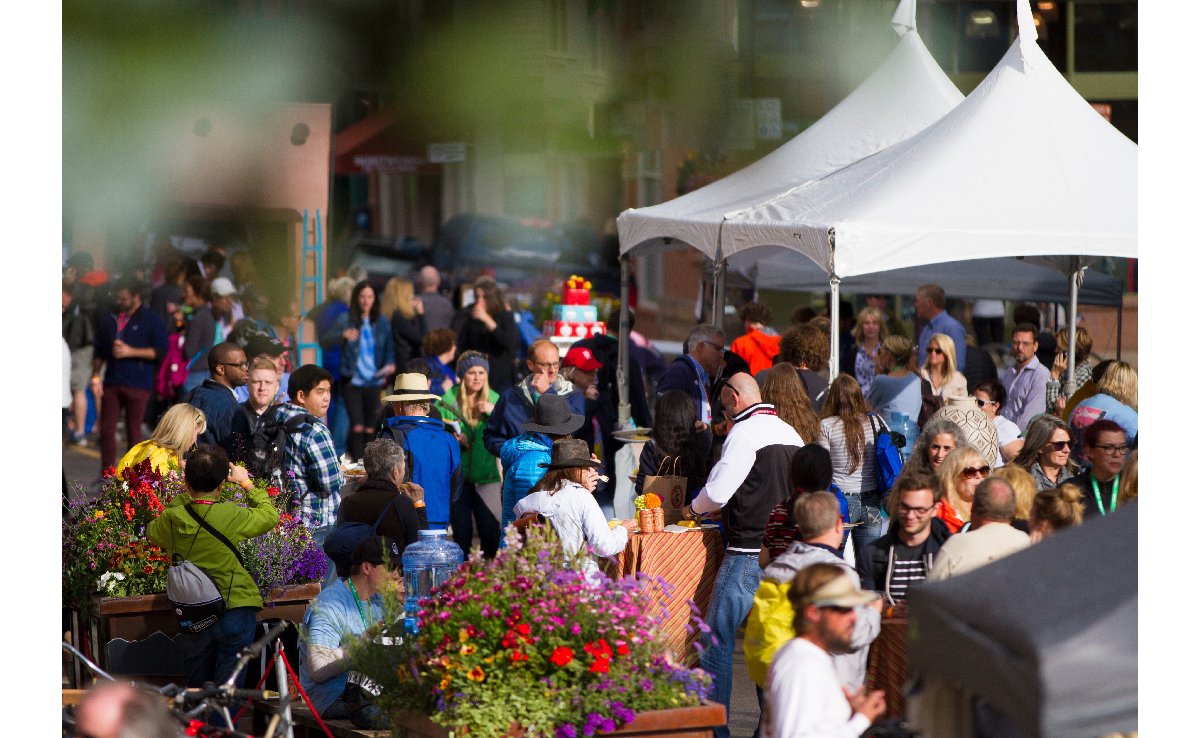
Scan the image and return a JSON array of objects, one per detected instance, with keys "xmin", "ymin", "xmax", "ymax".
[{"xmin": 65, "ymin": 248, "xmax": 1137, "ymax": 736}]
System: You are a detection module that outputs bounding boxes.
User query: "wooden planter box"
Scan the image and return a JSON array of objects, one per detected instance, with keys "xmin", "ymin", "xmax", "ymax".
[
  {"xmin": 392, "ymin": 703, "xmax": 726, "ymax": 738},
  {"xmin": 96, "ymin": 582, "xmax": 321, "ymax": 678}
]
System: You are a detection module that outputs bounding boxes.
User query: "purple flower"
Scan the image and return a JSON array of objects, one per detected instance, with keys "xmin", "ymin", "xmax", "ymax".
[{"xmin": 555, "ymin": 725, "xmax": 577, "ymax": 738}]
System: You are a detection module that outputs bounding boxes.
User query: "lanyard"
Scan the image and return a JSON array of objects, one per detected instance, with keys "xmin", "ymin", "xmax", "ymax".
[
  {"xmin": 1090, "ymin": 473, "xmax": 1119, "ymax": 516},
  {"xmin": 346, "ymin": 578, "xmax": 371, "ymax": 628}
]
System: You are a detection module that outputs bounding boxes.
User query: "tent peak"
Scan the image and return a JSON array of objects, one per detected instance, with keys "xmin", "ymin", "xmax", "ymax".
[
  {"xmin": 891, "ymin": 0, "xmax": 917, "ymax": 36},
  {"xmin": 1015, "ymin": 0, "xmax": 1038, "ymax": 71}
]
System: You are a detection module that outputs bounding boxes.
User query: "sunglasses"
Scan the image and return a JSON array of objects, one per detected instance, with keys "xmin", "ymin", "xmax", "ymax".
[
  {"xmin": 926, "ymin": 347, "xmax": 943, "ymax": 354},
  {"xmin": 960, "ymin": 465, "xmax": 991, "ymax": 478},
  {"xmin": 1044, "ymin": 440, "xmax": 1071, "ymax": 452},
  {"xmin": 974, "ymin": 398, "xmax": 997, "ymax": 408}
]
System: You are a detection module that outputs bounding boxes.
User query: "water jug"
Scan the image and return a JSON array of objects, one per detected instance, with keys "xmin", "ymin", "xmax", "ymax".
[
  {"xmin": 401, "ymin": 529, "xmax": 464, "ymax": 622},
  {"xmin": 890, "ymin": 412, "xmax": 919, "ymax": 462}
]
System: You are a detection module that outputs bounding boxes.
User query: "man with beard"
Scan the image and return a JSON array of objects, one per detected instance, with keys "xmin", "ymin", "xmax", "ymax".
[{"xmin": 762, "ymin": 564, "xmax": 887, "ymax": 738}]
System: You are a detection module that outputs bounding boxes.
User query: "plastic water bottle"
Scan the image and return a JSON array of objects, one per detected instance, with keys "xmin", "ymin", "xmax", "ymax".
[
  {"xmin": 401, "ymin": 529, "xmax": 464, "ymax": 625},
  {"xmin": 890, "ymin": 412, "xmax": 919, "ymax": 462}
]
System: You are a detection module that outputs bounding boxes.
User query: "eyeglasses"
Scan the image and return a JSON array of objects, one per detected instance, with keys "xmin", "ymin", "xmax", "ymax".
[
  {"xmin": 960, "ymin": 465, "xmax": 991, "ymax": 478},
  {"xmin": 1092, "ymin": 443, "xmax": 1130, "ymax": 456},
  {"xmin": 702, "ymin": 341, "xmax": 725, "ymax": 353},
  {"xmin": 896, "ymin": 503, "xmax": 933, "ymax": 516},
  {"xmin": 974, "ymin": 398, "xmax": 997, "ymax": 408},
  {"xmin": 1012, "ymin": 339, "xmax": 1035, "ymax": 347},
  {"xmin": 926, "ymin": 347, "xmax": 943, "ymax": 354},
  {"xmin": 1044, "ymin": 440, "xmax": 1071, "ymax": 452},
  {"xmin": 530, "ymin": 361, "xmax": 561, "ymax": 371},
  {"xmin": 221, "ymin": 361, "xmax": 249, "ymax": 370}
]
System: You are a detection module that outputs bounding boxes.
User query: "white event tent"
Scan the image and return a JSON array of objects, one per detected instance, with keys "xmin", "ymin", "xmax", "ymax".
[
  {"xmin": 613, "ymin": 0, "xmax": 963, "ymax": 420},
  {"xmin": 717, "ymin": 0, "xmax": 1137, "ymax": 382}
]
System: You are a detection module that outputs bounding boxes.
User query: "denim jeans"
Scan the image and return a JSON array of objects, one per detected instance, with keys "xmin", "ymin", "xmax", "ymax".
[
  {"xmin": 699, "ymin": 551, "xmax": 762, "ymax": 738},
  {"xmin": 450, "ymin": 481, "xmax": 501, "ymax": 559},
  {"xmin": 845, "ymin": 491, "xmax": 885, "ymax": 564},
  {"xmin": 329, "ymin": 392, "xmax": 350, "ymax": 459},
  {"xmin": 182, "ymin": 606, "xmax": 258, "ymax": 689},
  {"xmin": 309, "ymin": 524, "xmax": 339, "ymax": 588}
]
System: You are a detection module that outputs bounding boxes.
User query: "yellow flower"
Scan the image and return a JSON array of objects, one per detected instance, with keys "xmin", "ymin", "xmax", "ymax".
[
  {"xmin": 467, "ymin": 666, "xmax": 486, "ymax": 682},
  {"xmin": 94, "ymin": 511, "xmax": 105, "ymax": 519},
  {"xmin": 484, "ymin": 656, "xmax": 495, "ymax": 664},
  {"xmin": 439, "ymin": 674, "xmax": 451, "ymax": 691},
  {"xmin": 440, "ymin": 656, "xmax": 453, "ymax": 669},
  {"xmin": 460, "ymin": 644, "xmax": 476, "ymax": 656},
  {"xmin": 459, "ymin": 628, "xmax": 471, "ymax": 643}
]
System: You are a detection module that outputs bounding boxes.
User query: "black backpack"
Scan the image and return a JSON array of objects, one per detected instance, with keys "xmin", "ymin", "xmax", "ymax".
[{"xmin": 245, "ymin": 404, "xmax": 316, "ymax": 487}]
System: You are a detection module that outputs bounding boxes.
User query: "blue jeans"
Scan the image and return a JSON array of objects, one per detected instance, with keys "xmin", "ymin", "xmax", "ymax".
[
  {"xmin": 182, "ymin": 606, "xmax": 258, "ymax": 688},
  {"xmin": 845, "ymin": 491, "xmax": 885, "ymax": 564},
  {"xmin": 329, "ymin": 392, "xmax": 349, "ymax": 458},
  {"xmin": 699, "ymin": 551, "xmax": 762, "ymax": 738},
  {"xmin": 309, "ymin": 524, "xmax": 339, "ymax": 588}
]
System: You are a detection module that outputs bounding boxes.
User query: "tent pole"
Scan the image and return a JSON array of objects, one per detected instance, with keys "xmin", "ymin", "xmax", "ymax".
[
  {"xmin": 1065, "ymin": 260, "xmax": 1081, "ymax": 398},
  {"xmin": 1116, "ymin": 283, "xmax": 1124, "ymax": 361},
  {"xmin": 712, "ymin": 252, "xmax": 726, "ymax": 330},
  {"xmin": 617, "ymin": 256, "xmax": 631, "ymax": 426},
  {"xmin": 829, "ymin": 274, "xmax": 841, "ymax": 382}
]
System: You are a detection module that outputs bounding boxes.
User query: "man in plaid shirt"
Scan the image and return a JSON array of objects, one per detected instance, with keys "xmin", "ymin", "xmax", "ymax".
[{"xmin": 280, "ymin": 365, "xmax": 345, "ymax": 550}]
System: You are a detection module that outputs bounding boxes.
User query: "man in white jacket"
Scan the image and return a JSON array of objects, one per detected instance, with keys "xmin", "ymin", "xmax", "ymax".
[
  {"xmin": 763, "ymin": 564, "xmax": 886, "ymax": 738},
  {"xmin": 681, "ymin": 372, "xmax": 803, "ymax": 738}
]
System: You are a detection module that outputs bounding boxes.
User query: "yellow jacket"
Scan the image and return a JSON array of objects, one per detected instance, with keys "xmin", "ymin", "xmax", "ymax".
[{"xmin": 116, "ymin": 440, "xmax": 180, "ymax": 476}]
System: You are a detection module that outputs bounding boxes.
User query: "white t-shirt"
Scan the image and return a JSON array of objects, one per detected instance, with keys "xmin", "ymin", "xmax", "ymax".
[
  {"xmin": 764, "ymin": 638, "xmax": 872, "ymax": 738},
  {"xmin": 992, "ymin": 415, "xmax": 1021, "ymax": 467}
]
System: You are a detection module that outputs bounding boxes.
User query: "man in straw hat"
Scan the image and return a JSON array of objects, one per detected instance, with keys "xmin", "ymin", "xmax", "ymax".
[
  {"xmin": 761, "ymin": 563, "xmax": 886, "ymax": 738},
  {"xmin": 498, "ymin": 393, "xmax": 585, "ymax": 533},
  {"xmin": 378, "ymin": 373, "xmax": 461, "ymax": 531}
]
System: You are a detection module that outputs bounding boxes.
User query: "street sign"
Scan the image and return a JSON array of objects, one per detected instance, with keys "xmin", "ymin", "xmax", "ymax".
[{"xmin": 428, "ymin": 142, "xmax": 467, "ymax": 163}]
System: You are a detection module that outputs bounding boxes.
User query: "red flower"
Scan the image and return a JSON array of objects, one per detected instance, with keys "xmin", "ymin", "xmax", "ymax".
[
  {"xmin": 616, "ymin": 642, "xmax": 630, "ymax": 657},
  {"xmin": 589, "ymin": 657, "xmax": 610, "ymax": 674},
  {"xmin": 267, "ymin": 486, "xmax": 280, "ymax": 497},
  {"xmin": 516, "ymin": 623, "xmax": 531, "ymax": 636},
  {"xmin": 143, "ymin": 565, "xmax": 154, "ymax": 574},
  {"xmin": 584, "ymin": 639, "xmax": 612, "ymax": 660},
  {"xmin": 550, "ymin": 646, "xmax": 574, "ymax": 667},
  {"xmin": 509, "ymin": 649, "xmax": 529, "ymax": 664}
]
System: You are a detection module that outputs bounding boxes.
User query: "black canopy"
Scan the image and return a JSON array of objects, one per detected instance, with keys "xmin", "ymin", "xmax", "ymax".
[{"xmin": 908, "ymin": 502, "xmax": 1137, "ymax": 737}]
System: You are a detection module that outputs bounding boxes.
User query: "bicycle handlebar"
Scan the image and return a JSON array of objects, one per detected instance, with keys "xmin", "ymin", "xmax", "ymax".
[{"xmin": 221, "ymin": 620, "xmax": 291, "ymax": 690}]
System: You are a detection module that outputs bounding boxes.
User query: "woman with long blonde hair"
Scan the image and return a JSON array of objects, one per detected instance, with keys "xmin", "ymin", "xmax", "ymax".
[
  {"xmin": 380, "ymin": 276, "xmax": 426, "ymax": 371},
  {"xmin": 117, "ymin": 403, "xmax": 207, "ymax": 474},
  {"xmin": 919, "ymin": 332, "xmax": 967, "ymax": 398},
  {"xmin": 934, "ymin": 446, "xmax": 989, "ymax": 534},
  {"xmin": 818, "ymin": 374, "xmax": 882, "ymax": 559},
  {"xmin": 1069, "ymin": 361, "xmax": 1138, "ymax": 445},
  {"xmin": 761, "ymin": 364, "xmax": 820, "ymax": 443},
  {"xmin": 437, "ymin": 351, "xmax": 502, "ymax": 558},
  {"xmin": 845, "ymin": 306, "xmax": 888, "ymax": 394}
]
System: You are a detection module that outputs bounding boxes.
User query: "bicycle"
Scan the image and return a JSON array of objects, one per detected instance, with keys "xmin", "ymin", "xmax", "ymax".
[{"xmin": 63, "ymin": 620, "xmax": 297, "ymax": 737}]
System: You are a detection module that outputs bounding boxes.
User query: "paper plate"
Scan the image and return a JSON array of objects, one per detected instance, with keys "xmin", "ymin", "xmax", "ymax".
[{"xmin": 612, "ymin": 428, "xmax": 652, "ymax": 443}]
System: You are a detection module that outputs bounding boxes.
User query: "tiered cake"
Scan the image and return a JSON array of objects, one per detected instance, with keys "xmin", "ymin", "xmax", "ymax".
[{"xmin": 543, "ymin": 275, "xmax": 606, "ymax": 341}]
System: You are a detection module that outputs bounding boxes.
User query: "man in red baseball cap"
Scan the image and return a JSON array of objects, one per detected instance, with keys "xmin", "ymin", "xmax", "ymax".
[{"xmin": 562, "ymin": 345, "xmax": 603, "ymax": 475}]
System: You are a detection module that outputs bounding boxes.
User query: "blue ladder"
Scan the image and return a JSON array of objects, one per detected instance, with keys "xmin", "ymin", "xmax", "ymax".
[{"xmin": 299, "ymin": 209, "xmax": 324, "ymax": 367}]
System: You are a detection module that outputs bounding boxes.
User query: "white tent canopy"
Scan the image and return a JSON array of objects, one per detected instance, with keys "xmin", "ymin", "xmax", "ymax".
[
  {"xmin": 615, "ymin": 0, "xmax": 964, "ymax": 261},
  {"xmin": 719, "ymin": 2, "xmax": 1138, "ymax": 277}
]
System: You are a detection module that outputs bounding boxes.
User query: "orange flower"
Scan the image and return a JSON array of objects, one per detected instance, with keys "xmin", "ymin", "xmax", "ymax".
[
  {"xmin": 644, "ymin": 493, "xmax": 662, "ymax": 509},
  {"xmin": 467, "ymin": 666, "xmax": 485, "ymax": 682}
]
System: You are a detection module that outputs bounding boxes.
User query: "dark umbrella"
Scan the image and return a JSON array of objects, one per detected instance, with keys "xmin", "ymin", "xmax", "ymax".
[{"xmin": 907, "ymin": 502, "xmax": 1137, "ymax": 738}]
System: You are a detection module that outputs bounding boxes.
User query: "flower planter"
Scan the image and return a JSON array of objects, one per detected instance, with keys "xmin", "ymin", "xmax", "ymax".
[
  {"xmin": 96, "ymin": 582, "xmax": 321, "ymax": 678},
  {"xmin": 391, "ymin": 703, "xmax": 727, "ymax": 738}
]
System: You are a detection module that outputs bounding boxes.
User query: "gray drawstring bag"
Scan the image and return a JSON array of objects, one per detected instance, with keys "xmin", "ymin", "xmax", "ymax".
[{"xmin": 166, "ymin": 505, "xmax": 244, "ymax": 634}]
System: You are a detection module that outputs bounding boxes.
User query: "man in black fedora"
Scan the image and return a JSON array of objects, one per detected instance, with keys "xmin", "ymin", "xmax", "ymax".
[{"xmin": 497, "ymin": 392, "xmax": 586, "ymax": 534}]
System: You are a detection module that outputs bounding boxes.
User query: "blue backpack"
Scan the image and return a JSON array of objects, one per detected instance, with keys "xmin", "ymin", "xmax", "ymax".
[{"xmin": 869, "ymin": 414, "xmax": 905, "ymax": 502}]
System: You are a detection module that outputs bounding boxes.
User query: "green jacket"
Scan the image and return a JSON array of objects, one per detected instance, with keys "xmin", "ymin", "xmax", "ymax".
[
  {"xmin": 436, "ymin": 385, "xmax": 502, "ymax": 485},
  {"xmin": 149, "ymin": 485, "xmax": 279, "ymax": 610}
]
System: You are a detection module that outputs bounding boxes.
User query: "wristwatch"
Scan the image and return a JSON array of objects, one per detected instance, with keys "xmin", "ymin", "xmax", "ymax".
[{"xmin": 683, "ymin": 504, "xmax": 696, "ymax": 521}]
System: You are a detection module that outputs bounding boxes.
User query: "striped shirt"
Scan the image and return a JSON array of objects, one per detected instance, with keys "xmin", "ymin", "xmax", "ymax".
[
  {"xmin": 886, "ymin": 543, "xmax": 931, "ymax": 601},
  {"xmin": 818, "ymin": 416, "xmax": 877, "ymax": 496}
]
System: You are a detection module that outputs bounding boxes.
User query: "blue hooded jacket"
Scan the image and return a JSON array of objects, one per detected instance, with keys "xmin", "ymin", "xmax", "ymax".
[
  {"xmin": 380, "ymin": 415, "xmax": 461, "ymax": 527},
  {"xmin": 498, "ymin": 431, "xmax": 552, "ymax": 531}
]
